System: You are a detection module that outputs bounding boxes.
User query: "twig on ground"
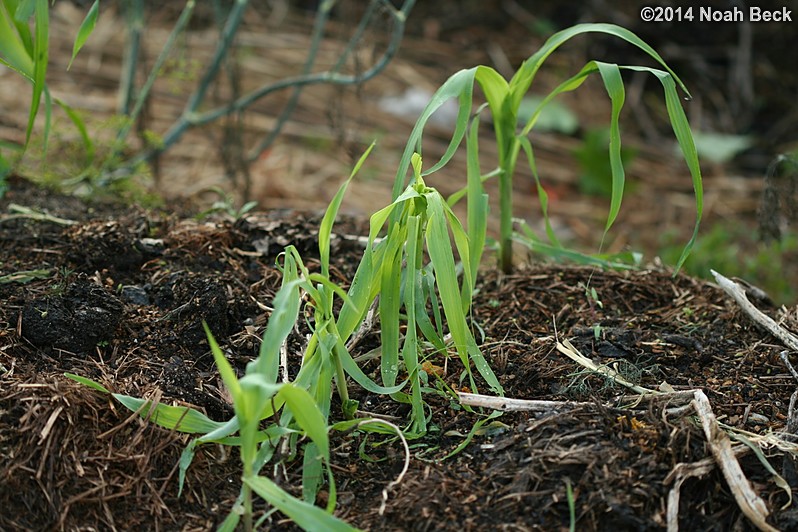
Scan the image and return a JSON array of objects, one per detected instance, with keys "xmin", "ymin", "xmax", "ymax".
[
  {"xmin": 355, "ymin": 419, "xmax": 410, "ymax": 517},
  {"xmin": 457, "ymin": 390, "xmax": 696, "ymax": 413},
  {"xmin": 711, "ymin": 269, "xmax": 798, "ymax": 352},
  {"xmin": 691, "ymin": 389, "xmax": 776, "ymax": 532},
  {"xmin": 780, "ymin": 351, "xmax": 798, "ymax": 384}
]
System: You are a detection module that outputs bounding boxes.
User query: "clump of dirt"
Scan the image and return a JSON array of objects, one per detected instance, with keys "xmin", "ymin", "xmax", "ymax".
[
  {"xmin": 21, "ymin": 274, "xmax": 124, "ymax": 354},
  {"xmin": 2, "ymin": 175, "xmax": 798, "ymax": 531}
]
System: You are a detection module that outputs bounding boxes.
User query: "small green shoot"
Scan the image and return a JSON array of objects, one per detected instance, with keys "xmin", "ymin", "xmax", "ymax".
[{"xmin": 566, "ymin": 477, "xmax": 576, "ymax": 532}]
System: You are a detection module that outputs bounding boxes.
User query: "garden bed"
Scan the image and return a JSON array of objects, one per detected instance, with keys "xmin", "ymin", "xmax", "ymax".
[{"xmin": 2, "ymin": 174, "xmax": 797, "ymax": 530}]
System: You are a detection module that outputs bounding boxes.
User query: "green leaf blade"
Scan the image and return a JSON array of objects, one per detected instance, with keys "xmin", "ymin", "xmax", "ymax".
[{"xmin": 68, "ymin": 0, "xmax": 99, "ymax": 70}]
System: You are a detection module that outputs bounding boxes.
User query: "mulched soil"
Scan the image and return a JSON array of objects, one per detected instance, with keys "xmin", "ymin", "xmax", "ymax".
[{"xmin": 3, "ymin": 174, "xmax": 798, "ymax": 531}]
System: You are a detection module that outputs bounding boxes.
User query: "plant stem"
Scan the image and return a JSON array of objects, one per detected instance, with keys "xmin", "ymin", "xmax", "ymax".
[
  {"xmin": 333, "ymin": 345, "xmax": 350, "ymax": 412},
  {"xmin": 498, "ymin": 166, "xmax": 513, "ymax": 273},
  {"xmin": 243, "ymin": 480, "xmax": 253, "ymax": 532},
  {"xmin": 118, "ymin": 0, "xmax": 143, "ymax": 116}
]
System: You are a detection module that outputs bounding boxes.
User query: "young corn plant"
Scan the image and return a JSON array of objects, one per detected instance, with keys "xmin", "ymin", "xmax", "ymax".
[
  {"xmin": 392, "ymin": 23, "xmax": 703, "ymax": 274},
  {"xmin": 66, "ymin": 247, "xmax": 374, "ymax": 532},
  {"xmin": 284, "ymin": 145, "xmax": 500, "ymax": 437},
  {"xmin": 369, "ymin": 151, "xmax": 502, "ymax": 434},
  {"xmin": 66, "ymin": 290, "xmax": 356, "ymax": 532},
  {"xmin": 62, "ymin": 148, "xmax": 384, "ymax": 531}
]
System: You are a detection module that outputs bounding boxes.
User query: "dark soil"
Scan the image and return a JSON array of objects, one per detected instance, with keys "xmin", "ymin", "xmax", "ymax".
[{"xmin": 2, "ymin": 174, "xmax": 798, "ymax": 531}]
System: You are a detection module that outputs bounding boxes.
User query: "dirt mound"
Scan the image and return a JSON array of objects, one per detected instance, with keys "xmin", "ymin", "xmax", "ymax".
[{"xmin": 2, "ymin": 176, "xmax": 798, "ymax": 530}]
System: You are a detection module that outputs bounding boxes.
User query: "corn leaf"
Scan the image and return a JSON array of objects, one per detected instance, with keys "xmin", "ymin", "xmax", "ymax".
[
  {"xmin": 465, "ymin": 114, "xmax": 488, "ymax": 286},
  {"xmin": 24, "ymin": 0, "xmax": 47, "ymax": 146},
  {"xmin": 113, "ymin": 395, "xmax": 226, "ymax": 434},
  {"xmin": 67, "ymin": 0, "xmax": 98, "ymax": 70},
  {"xmin": 0, "ymin": 1, "xmax": 34, "ymax": 78},
  {"xmin": 246, "ymin": 475, "xmax": 357, "ymax": 532},
  {"xmin": 518, "ymin": 137, "xmax": 561, "ymax": 248},
  {"xmin": 595, "ymin": 61, "xmax": 626, "ymax": 234},
  {"xmin": 204, "ymin": 321, "xmax": 242, "ymax": 401},
  {"xmin": 392, "ymin": 68, "xmax": 477, "ymax": 200},
  {"xmin": 510, "ymin": 23, "xmax": 688, "ymax": 112},
  {"xmin": 319, "ymin": 141, "xmax": 374, "ymax": 276},
  {"xmin": 626, "ymin": 66, "xmax": 703, "ymax": 272},
  {"xmin": 64, "ymin": 372, "xmax": 110, "ymax": 394}
]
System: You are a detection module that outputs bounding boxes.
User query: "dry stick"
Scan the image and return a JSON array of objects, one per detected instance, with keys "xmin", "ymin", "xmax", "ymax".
[
  {"xmin": 711, "ymin": 269, "xmax": 798, "ymax": 352},
  {"xmin": 664, "ymin": 445, "xmax": 753, "ymax": 532},
  {"xmin": 556, "ymin": 318, "xmax": 774, "ymax": 530},
  {"xmin": 708, "ymin": 270, "xmax": 794, "ymax": 531},
  {"xmin": 691, "ymin": 389, "xmax": 776, "ymax": 532},
  {"xmin": 780, "ymin": 351, "xmax": 798, "ymax": 383},
  {"xmin": 457, "ymin": 390, "xmax": 696, "ymax": 413},
  {"xmin": 458, "ymin": 393, "xmax": 592, "ymax": 412}
]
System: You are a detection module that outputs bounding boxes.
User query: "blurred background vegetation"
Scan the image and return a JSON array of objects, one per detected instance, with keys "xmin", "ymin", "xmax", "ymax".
[{"xmin": 1, "ymin": 0, "xmax": 796, "ymax": 302}]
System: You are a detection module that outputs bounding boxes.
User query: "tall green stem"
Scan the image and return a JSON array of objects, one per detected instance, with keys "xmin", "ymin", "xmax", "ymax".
[{"xmin": 498, "ymin": 134, "xmax": 521, "ymax": 273}]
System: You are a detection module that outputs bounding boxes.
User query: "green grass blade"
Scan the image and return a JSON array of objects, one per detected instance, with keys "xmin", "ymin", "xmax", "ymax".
[
  {"xmin": 465, "ymin": 114, "xmax": 488, "ymax": 290},
  {"xmin": 368, "ymin": 202, "xmax": 400, "ymax": 243},
  {"xmin": 338, "ymin": 336, "xmax": 407, "ymax": 395},
  {"xmin": 54, "ymin": 97, "xmax": 94, "ymax": 164},
  {"xmin": 335, "ymin": 243, "xmax": 380, "ymax": 340},
  {"xmin": 278, "ymin": 383, "xmax": 330, "ymax": 459},
  {"xmin": 254, "ymin": 277, "xmax": 303, "ymax": 381},
  {"xmin": 24, "ymin": 0, "xmax": 47, "ymax": 146},
  {"xmin": 67, "ymin": 0, "xmax": 98, "ymax": 70},
  {"xmin": 391, "ymin": 68, "xmax": 477, "ymax": 200},
  {"xmin": 310, "ymin": 329, "xmax": 334, "ymax": 419},
  {"xmin": 198, "ymin": 416, "xmax": 240, "ymax": 443},
  {"xmin": 596, "ymin": 61, "xmax": 626, "ymax": 233},
  {"xmin": 402, "ymin": 213, "xmax": 426, "ymax": 434},
  {"xmin": 203, "ymin": 321, "xmax": 242, "ymax": 402},
  {"xmin": 64, "ymin": 372, "xmax": 110, "ymax": 394},
  {"xmin": 626, "ymin": 66, "xmax": 703, "ymax": 271},
  {"xmin": 245, "ymin": 475, "xmax": 358, "ymax": 532},
  {"xmin": 425, "ymin": 197, "xmax": 467, "ymax": 365},
  {"xmin": 41, "ymin": 86, "xmax": 51, "ymax": 155},
  {"xmin": 518, "ymin": 136, "xmax": 561, "ymax": 247},
  {"xmin": 378, "ymin": 223, "xmax": 404, "ymax": 387},
  {"xmin": 425, "ymin": 194, "xmax": 501, "ymax": 394},
  {"xmin": 13, "ymin": 0, "xmax": 34, "ymax": 20},
  {"xmin": 217, "ymin": 511, "xmax": 241, "ymax": 532},
  {"xmin": 319, "ymin": 141, "xmax": 375, "ymax": 276},
  {"xmin": 177, "ymin": 438, "xmax": 197, "ymax": 497},
  {"xmin": 441, "ymin": 199, "xmax": 474, "ymax": 312},
  {"xmin": 113, "ymin": 395, "xmax": 226, "ymax": 434},
  {"xmin": 0, "ymin": 2, "xmax": 34, "ymax": 78},
  {"xmin": 302, "ymin": 441, "xmax": 324, "ymax": 505}
]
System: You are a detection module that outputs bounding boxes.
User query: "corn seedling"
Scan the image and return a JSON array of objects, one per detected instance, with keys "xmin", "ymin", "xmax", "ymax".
[
  {"xmin": 393, "ymin": 23, "xmax": 703, "ymax": 274},
  {"xmin": 65, "ymin": 277, "xmax": 358, "ymax": 532},
  {"xmin": 0, "ymin": 0, "xmax": 98, "ymax": 193}
]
